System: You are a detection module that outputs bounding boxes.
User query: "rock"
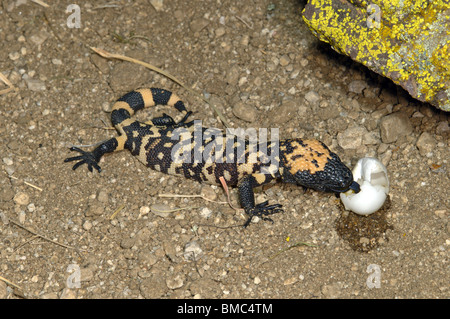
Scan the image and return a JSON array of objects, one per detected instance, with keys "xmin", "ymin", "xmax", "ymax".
[
  {"xmin": 140, "ymin": 275, "xmax": 167, "ymax": 298},
  {"xmin": 226, "ymin": 65, "xmax": 240, "ymax": 86},
  {"xmin": 304, "ymin": 90, "xmax": 320, "ymax": 103},
  {"xmin": 269, "ymin": 99, "xmax": 299, "ymax": 125},
  {"xmin": 436, "ymin": 121, "xmax": 449, "ymax": 135},
  {"xmin": 232, "ymin": 102, "xmax": 257, "ymax": 122},
  {"xmin": 379, "ymin": 112, "xmax": 413, "ymax": 143},
  {"xmin": 97, "ymin": 189, "xmax": 109, "ymax": 204},
  {"xmin": 184, "ymin": 241, "xmax": 203, "ymax": 261},
  {"xmin": 166, "ymin": 274, "xmax": 185, "ymax": 290},
  {"xmin": 348, "ymin": 80, "xmax": 367, "ymax": 94},
  {"xmin": 283, "ymin": 277, "xmax": 298, "ymax": 286},
  {"xmin": 29, "ymin": 30, "xmax": 50, "ymax": 46},
  {"xmin": 337, "ymin": 126, "xmax": 367, "ymax": 150},
  {"xmin": 189, "ymin": 18, "xmax": 209, "ymax": 33},
  {"xmin": 24, "ymin": 77, "xmax": 46, "ymax": 91},
  {"xmin": 416, "ymin": 132, "xmax": 436, "ymax": 156},
  {"xmin": 151, "ymin": 204, "xmax": 171, "ymax": 218},
  {"xmin": 85, "ymin": 202, "xmax": 104, "ymax": 217},
  {"xmin": 13, "ymin": 192, "xmax": 29, "ymax": 206},
  {"xmin": 149, "ymin": 0, "xmax": 164, "ymax": 11},
  {"xmin": 279, "ymin": 55, "xmax": 291, "ymax": 66},
  {"xmin": 199, "ymin": 207, "xmax": 212, "ymax": 219},
  {"xmin": 200, "ymin": 186, "xmax": 217, "ymax": 201},
  {"xmin": 303, "ymin": 1, "xmax": 450, "ymax": 111}
]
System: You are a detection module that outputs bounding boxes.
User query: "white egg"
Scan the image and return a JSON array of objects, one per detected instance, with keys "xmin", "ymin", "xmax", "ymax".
[{"xmin": 340, "ymin": 157, "xmax": 389, "ymax": 215}]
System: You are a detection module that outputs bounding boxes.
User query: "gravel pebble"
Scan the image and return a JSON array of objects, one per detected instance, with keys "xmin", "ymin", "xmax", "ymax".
[
  {"xmin": 304, "ymin": 90, "xmax": 320, "ymax": 103},
  {"xmin": 151, "ymin": 204, "xmax": 172, "ymax": 218},
  {"xmin": 189, "ymin": 17, "xmax": 209, "ymax": 33},
  {"xmin": 199, "ymin": 207, "xmax": 213, "ymax": 218},
  {"xmin": 232, "ymin": 102, "xmax": 257, "ymax": 122},
  {"xmin": 13, "ymin": 192, "xmax": 30, "ymax": 206},
  {"xmin": 184, "ymin": 240, "xmax": 203, "ymax": 261},
  {"xmin": 416, "ymin": 132, "xmax": 436, "ymax": 156},
  {"xmin": 380, "ymin": 112, "xmax": 413, "ymax": 143},
  {"xmin": 140, "ymin": 274, "xmax": 167, "ymax": 298},
  {"xmin": 24, "ymin": 77, "xmax": 46, "ymax": 91},
  {"xmin": 348, "ymin": 80, "xmax": 367, "ymax": 94},
  {"xmin": 337, "ymin": 126, "xmax": 367, "ymax": 150},
  {"xmin": 166, "ymin": 274, "xmax": 185, "ymax": 290}
]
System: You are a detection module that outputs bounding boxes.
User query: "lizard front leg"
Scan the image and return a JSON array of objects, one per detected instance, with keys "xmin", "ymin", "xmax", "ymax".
[{"xmin": 238, "ymin": 173, "xmax": 284, "ymax": 227}]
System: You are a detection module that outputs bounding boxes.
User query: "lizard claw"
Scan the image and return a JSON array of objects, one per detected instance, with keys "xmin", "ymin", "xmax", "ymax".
[
  {"xmin": 243, "ymin": 201, "xmax": 284, "ymax": 227},
  {"xmin": 64, "ymin": 147, "xmax": 102, "ymax": 173}
]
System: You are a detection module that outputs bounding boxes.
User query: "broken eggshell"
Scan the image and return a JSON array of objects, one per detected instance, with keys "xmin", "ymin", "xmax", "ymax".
[{"xmin": 340, "ymin": 158, "xmax": 389, "ymax": 215}]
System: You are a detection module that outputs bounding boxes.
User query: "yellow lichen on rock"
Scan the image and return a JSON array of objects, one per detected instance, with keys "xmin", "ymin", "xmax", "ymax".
[{"xmin": 302, "ymin": 0, "xmax": 450, "ymax": 111}]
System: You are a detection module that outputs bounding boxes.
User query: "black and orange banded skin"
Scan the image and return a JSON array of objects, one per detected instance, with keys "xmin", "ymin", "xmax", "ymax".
[{"xmin": 65, "ymin": 88, "xmax": 359, "ymax": 227}]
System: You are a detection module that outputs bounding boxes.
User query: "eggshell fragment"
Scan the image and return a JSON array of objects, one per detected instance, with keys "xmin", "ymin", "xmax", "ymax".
[{"xmin": 340, "ymin": 158, "xmax": 389, "ymax": 215}]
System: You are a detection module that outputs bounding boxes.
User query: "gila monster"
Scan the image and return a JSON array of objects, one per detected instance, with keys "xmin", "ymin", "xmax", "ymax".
[{"xmin": 65, "ymin": 88, "xmax": 360, "ymax": 227}]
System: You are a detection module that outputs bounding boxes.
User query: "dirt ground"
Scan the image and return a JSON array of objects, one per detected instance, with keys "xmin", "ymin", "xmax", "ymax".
[{"xmin": 0, "ymin": 0, "xmax": 448, "ymax": 299}]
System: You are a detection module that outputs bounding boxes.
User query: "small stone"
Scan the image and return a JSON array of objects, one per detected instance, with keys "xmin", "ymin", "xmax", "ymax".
[
  {"xmin": 304, "ymin": 90, "xmax": 320, "ymax": 103},
  {"xmin": 184, "ymin": 241, "xmax": 203, "ymax": 261},
  {"xmin": 379, "ymin": 112, "xmax": 413, "ymax": 143},
  {"xmin": 97, "ymin": 189, "xmax": 109, "ymax": 204},
  {"xmin": 51, "ymin": 58, "xmax": 62, "ymax": 65},
  {"xmin": 9, "ymin": 51, "xmax": 20, "ymax": 61},
  {"xmin": 283, "ymin": 276, "xmax": 298, "ymax": 285},
  {"xmin": 80, "ymin": 268, "xmax": 94, "ymax": 282},
  {"xmin": 190, "ymin": 17, "xmax": 209, "ymax": 33},
  {"xmin": 200, "ymin": 186, "xmax": 217, "ymax": 201},
  {"xmin": 18, "ymin": 211, "xmax": 26, "ymax": 224},
  {"xmin": 24, "ymin": 77, "xmax": 46, "ymax": 91},
  {"xmin": 85, "ymin": 203, "xmax": 104, "ymax": 217},
  {"xmin": 269, "ymin": 99, "xmax": 299, "ymax": 125},
  {"xmin": 254, "ymin": 276, "xmax": 261, "ymax": 285},
  {"xmin": 360, "ymin": 237, "xmax": 370, "ymax": 244},
  {"xmin": 436, "ymin": 121, "xmax": 449, "ymax": 134},
  {"xmin": 13, "ymin": 192, "xmax": 30, "ymax": 206},
  {"xmin": 29, "ymin": 30, "xmax": 50, "ymax": 46},
  {"xmin": 5, "ymin": 165, "xmax": 15, "ymax": 176},
  {"xmin": 279, "ymin": 55, "xmax": 290, "ymax": 66},
  {"xmin": 215, "ymin": 27, "xmax": 225, "ymax": 38},
  {"xmin": 416, "ymin": 132, "xmax": 436, "ymax": 156},
  {"xmin": 434, "ymin": 210, "xmax": 447, "ymax": 219},
  {"xmin": 140, "ymin": 275, "xmax": 167, "ymax": 298},
  {"xmin": 3, "ymin": 157, "xmax": 13, "ymax": 166},
  {"xmin": 166, "ymin": 274, "xmax": 185, "ymax": 290},
  {"xmin": 226, "ymin": 65, "xmax": 240, "ymax": 86},
  {"xmin": 348, "ymin": 80, "xmax": 367, "ymax": 94},
  {"xmin": 199, "ymin": 207, "xmax": 212, "ymax": 219},
  {"xmin": 151, "ymin": 204, "xmax": 171, "ymax": 218},
  {"xmin": 139, "ymin": 206, "xmax": 151, "ymax": 217},
  {"xmin": 83, "ymin": 220, "xmax": 93, "ymax": 231},
  {"xmin": 149, "ymin": 0, "xmax": 164, "ymax": 11},
  {"xmin": 27, "ymin": 203, "xmax": 35, "ymax": 213},
  {"xmin": 232, "ymin": 102, "xmax": 257, "ymax": 122},
  {"xmin": 337, "ymin": 126, "xmax": 367, "ymax": 150}
]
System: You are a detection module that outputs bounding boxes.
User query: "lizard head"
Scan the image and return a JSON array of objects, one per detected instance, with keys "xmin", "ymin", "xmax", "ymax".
[{"xmin": 280, "ymin": 139, "xmax": 360, "ymax": 194}]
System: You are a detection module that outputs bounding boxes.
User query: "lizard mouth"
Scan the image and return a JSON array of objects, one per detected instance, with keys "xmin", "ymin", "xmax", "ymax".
[{"xmin": 326, "ymin": 181, "xmax": 361, "ymax": 194}]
